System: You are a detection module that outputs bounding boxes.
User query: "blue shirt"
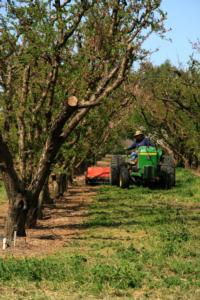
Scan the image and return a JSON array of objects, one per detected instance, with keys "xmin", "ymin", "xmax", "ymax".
[{"xmin": 127, "ymin": 137, "xmax": 153, "ymax": 150}]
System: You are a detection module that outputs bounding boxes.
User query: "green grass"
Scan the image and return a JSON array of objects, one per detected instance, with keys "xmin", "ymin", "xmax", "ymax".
[{"xmin": 0, "ymin": 168, "xmax": 200, "ymax": 299}]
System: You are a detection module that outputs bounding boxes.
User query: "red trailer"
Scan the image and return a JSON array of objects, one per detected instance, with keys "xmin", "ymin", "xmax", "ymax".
[{"xmin": 85, "ymin": 166, "xmax": 110, "ymax": 184}]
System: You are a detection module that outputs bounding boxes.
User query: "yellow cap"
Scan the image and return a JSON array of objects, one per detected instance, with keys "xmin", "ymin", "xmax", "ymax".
[{"xmin": 134, "ymin": 130, "xmax": 143, "ymax": 137}]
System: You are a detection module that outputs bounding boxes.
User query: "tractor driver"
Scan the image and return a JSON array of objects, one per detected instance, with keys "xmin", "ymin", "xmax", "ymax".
[{"xmin": 126, "ymin": 130, "xmax": 154, "ymax": 163}]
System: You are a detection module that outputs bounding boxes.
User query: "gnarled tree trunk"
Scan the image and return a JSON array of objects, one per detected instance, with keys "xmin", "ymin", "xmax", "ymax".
[
  {"xmin": 5, "ymin": 195, "xmax": 27, "ymax": 241},
  {"xmin": 2, "ymin": 172, "xmax": 28, "ymax": 243}
]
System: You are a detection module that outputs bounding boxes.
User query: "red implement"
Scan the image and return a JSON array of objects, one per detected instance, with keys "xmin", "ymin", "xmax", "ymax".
[{"xmin": 85, "ymin": 166, "xmax": 110, "ymax": 184}]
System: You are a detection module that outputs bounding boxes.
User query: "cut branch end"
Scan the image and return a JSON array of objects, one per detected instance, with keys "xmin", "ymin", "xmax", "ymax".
[{"xmin": 67, "ymin": 96, "xmax": 78, "ymax": 107}]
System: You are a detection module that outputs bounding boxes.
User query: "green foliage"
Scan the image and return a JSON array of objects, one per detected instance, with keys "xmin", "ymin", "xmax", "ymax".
[
  {"xmin": 0, "ymin": 0, "xmax": 167, "ymax": 183},
  {"xmin": 123, "ymin": 60, "xmax": 200, "ymax": 166}
]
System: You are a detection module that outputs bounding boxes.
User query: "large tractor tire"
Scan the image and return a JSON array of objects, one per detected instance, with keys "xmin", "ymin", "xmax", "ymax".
[
  {"xmin": 160, "ymin": 155, "xmax": 175, "ymax": 189},
  {"xmin": 110, "ymin": 155, "xmax": 125, "ymax": 186},
  {"xmin": 119, "ymin": 166, "xmax": 130, "ymax": 189}
]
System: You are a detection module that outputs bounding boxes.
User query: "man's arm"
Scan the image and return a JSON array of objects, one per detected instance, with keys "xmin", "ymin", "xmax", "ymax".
[
  {"xmin": 126, "ymin": 141, "xmax": 136, "ymax": 150},
  {"xmin": 145, "ymin": 138, "xmax": 154, "ymax": 147}
]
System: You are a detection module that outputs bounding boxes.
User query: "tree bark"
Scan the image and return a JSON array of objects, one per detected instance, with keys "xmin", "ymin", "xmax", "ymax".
[
  {"xmin": 38, "ymin": 178, "xmax": 54, "ymax": 220},
  {"xmin": 0, "ymin": 135, "xmax": 28, "ymax": 242},
  {"xmin": 24, "ymin": 98, "xmax": 79, "ymax": 227},
  {"xmin": 42, "ymin": 179, "xmax": 54, "ymax": 205},
  {"xmin": 18, "ymin": 65, "xmax": 30, "ymax": 181},
  {"xmin": 3, "ymin": 175, "xmax": 28, "ymax": 242},
  {"xmin": 57, "ymin": 173, "xmax": 67, "ymax": 197},
  {"xmin": 30, "ymin": 97, "xmax": 79, "ymax": 198},
  {"xmin": 5, "ymin": 195, "xmax": 27, "ymax": 242},
  {"xmin": 26, "ymin": 199, "xmax": 38, "ymax": 228}
]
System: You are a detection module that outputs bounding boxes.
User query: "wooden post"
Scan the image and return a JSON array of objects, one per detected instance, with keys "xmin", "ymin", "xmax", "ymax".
[
  {"xmin": 13, "ymin": 231, "xmax": 17, "ymax": 247},
  {"xmin": 2, "ymin": 238, "xmax": 7, "ymax": 250}
]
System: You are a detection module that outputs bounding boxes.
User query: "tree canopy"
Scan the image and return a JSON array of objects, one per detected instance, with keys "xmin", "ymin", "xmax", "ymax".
[{"xmin": 0, "ymin": 0, "xmax": 166, "ymax": 241}]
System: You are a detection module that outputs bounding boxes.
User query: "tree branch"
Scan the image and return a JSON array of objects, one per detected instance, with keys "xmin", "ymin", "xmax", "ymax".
[
  {"xmin": 0, "ymin": 134, "xmax": 22, "ymax": 197},
  {"xmin": 29, "ymin": 96, "xmax": 79, "ymax": 197},
  {"xmin": 17, "ymin": 65, "xmax": 30, "ymax": 181},
  {"xmin": 33, "ymin": 58, "xmax": 60, "ymax": 114}
]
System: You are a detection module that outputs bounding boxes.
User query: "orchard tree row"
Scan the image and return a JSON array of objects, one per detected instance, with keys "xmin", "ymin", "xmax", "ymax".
[
  {"xmin": 120, "ymin": 57, "xmax": 200, "ymax": 169},
  {"xmin": 0, "ymin": 0, "xmax": 166, "ymax": 243}
]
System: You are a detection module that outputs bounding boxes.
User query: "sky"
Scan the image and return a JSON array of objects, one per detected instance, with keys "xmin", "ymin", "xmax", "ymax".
[
  {"xmin": 0, "ymin": 0, "xmax": 199, "ymax": 67},
  {"xmin": 144, "ymin": 0, "xmax": 200, "ymax": 67}
]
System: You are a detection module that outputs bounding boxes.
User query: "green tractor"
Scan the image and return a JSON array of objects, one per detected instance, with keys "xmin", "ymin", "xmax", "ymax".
[{"xmin": 110, "ymin": 146, "xmax": 175, "ymax": 189}]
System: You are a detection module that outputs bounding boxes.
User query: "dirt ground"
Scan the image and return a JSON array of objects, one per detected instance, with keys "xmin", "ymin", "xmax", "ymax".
[{"xmin": 0, "ymin": 176, "xmax": 98, "ymax": 258}]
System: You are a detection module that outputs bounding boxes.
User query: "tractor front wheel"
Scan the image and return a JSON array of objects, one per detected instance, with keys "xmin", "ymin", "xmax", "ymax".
[
  {"xmin": 160, "ymin": 155, "xmax": 175, "ymax": 189},
  {"xmin": 119, "ymin": 166, "xmax": 130, "ymax": 189},
  {"xmin": 110, "ymin": 155, "xmax": 124, "ymax": 186}
]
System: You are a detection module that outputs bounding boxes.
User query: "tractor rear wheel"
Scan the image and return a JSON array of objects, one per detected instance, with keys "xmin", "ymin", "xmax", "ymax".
[
  {"xmin": 119, "ymin": 166, "xmax": 130, "ymax": 188},
  {"xmin": 160, "ymin": 155, "xmax": 175, "ymax": 189},
  {"xmin": 110, "ymin": 155, "xmax": 125, "ymax": 186}
]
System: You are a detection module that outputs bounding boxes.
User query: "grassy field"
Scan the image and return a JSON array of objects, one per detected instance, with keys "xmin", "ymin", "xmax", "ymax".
[{"xmin": 0, "ymin": 168, "xmax": 200, "ymax": 299}]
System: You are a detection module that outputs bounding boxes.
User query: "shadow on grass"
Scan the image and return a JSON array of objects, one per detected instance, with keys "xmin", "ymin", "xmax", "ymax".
[
  {"xmin": 35, "ymin": 205, "xmax": 200, "ymax": 234},
  {"xmin": 36, "ymin": 169, "xmax": 200, "ymax": 240}
]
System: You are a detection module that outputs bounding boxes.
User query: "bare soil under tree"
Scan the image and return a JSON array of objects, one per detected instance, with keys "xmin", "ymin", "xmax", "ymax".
[{"xmin": 0, "ymin": 176, "xmax": 98, "ymax": 258}]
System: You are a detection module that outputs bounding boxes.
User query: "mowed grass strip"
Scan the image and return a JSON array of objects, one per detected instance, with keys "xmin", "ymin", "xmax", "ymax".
[{"xmin": 0, "ymin": 168, "xmax": 200, "ymax": 300}]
